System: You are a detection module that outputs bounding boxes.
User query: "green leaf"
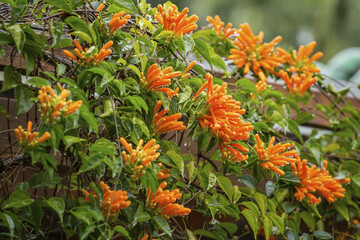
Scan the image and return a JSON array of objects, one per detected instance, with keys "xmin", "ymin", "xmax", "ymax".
[
  {"xmin": 309, "ymin": 143, "xmax": 322, "ymax": 165},
  {"xmin": 1, "ymin": 190, "xmax": 34, "ymax": 209},
  {"xmin": 26, "ymin": 77, "xmax": 50, "ymax": 87},
  {"xmin": 216, "ymin": 174, "xmax": 233, "ymax": 201},
  {"xmin": 232, "ymin": 185, "xmax": 241, "ymax": 203},
  {"xmin": 14, "ymin": 85, "xmax": 34, "ymax": 115},
  {"xmin": 313, "ymin": 230, "xmax": 332, "ymax": 240},
  {"xmin": 197, "ymin": 168, "xmax": 209, "ymax": 191},
  {"xmin": 90, "ymin": 138, "xmax": 116, "ymax": 156},
  {"xmin": 238, "ymin": 174, "xmax": 258, "ymax": 190},
  {"xmin": 127, "ymin": 64, "xmax": 141, "ymax": 79},
  {"xmin": 240, "ymin": 202, "xmax": 261, "ymax": 217},
  {"xmin": 70, "ymin": 31, "xmax": 92, "ymax": 43},
  {"xmin": 183, "ymin": 35, "xmax": 195, "ymax": 54},
  {"xmin": 113, "ymin": 226, "xmax": 131, "ymax": 240},
  {"xmin": 127, "ymin": 95, "xmax": 142, "ymax": 112},
  {"xmin": 1, "ymin": 66, "xmax": 20, "ymax": 92},
  {"xmin": 186, "ymin": 229, "xmax": 197, "ymax": 240},
  {"xmin": 179, "ymin": 85, "xmax": 192, "ymax": 104},
  {"xmin": 0, "ymin": 213, "xmax": 15, "ymax": 237},
  {"xmin": 153, "ymin": 216, "xmax": 171, "ymax": 236},
  {"xmin": 107, "ymin": 0, "xmax": 138, "ymax": 14},
  {"xmin": 2, "ymin": 0, "xmax": 15, "ymax": 7},
  {"xmin": 241, "ymin": 209, "xmax": 258, "ymax": 238},
  {"xmin": 263, "ymin": 216, "xmax": 273, "ymax": 240},
  {"xmin": 45, "ymin": 0, "xmax": 75, "ymax": 13},
  {"xmin": 80, "ymin": 105, "xmax": 98, "ymax": 134},
  {"xmin": 79, "ymin": 153, "xmax": 104, "ymax": 173},
  {"xmin": 132, "ymin": 96, "xmax": 148, "ymax": 113},
  {"xmin": 29, "ymin": 171, "xmax": 60, "ymax": 188},
  {"xmin": 186, "ymin": 161, "xmax": 197, "ymax": 183},
  {"xmin": 266, "ymin": 212, "xmax": 284, "ymax": 233},
  {"xmin": 133, "ymin": 204, "xmax": 150, "ymax": 223},
  {"xmin": 254, "ymin": 192, "xmax": 267, "ymax": 216},
  {"xmin": 70, "ymin": 206, "xmax": 103, "ymax": 224},
  {"xmin": 51, "ymin": 22, "xmax": 63, "ymax": 47},
  {"xmin": 295, "ymin": 112, "xmax": 314, "ymax": 124},
  {"xmin": 166, "ymin": 150, "xmax": 184, "ymax": 176},
  {"xmin": 140, "ymin": 169, "xmax": 158, "ymax": 195},
  {"xmin": 300, "ymin": 211, "xmax": 316, "ymax": 230},
  {"xmin": 45, "ymin": 197, "xmax": 65, "ymax": 223},
  {"xmin": 265, "ymin": 181, "xmax": 276, "ymax": 197},
  {"xmin": 64, "ymin": 136, "xmax": 85, "ymax": 150},
  {"xmin": 20, "ymin": 202, "xmax": 42, "ymax": 230},
  {"xmin": 286, "ymin": 119, "xmax": 303, "ymax": 143},
  {"xmin": 7, "ymin": 24, "xmax": 25, "ymax": 53},
  {"xmin": 194, "ymin": 38, "xmax": 212, "ymax": 66},
  {"xmin": 335, "ymin": 203, "xmax": 350, "ymax": 222},
  {"xmin": 236, "ymin": 78, "xmax": 259, "ymax": 97},
  {"xmin": 197, "ymin": 131, "xmax": 211, "ymax": 152},
  {"xmin": 0, "ymin": 105, "xmax": 10, "ymax": 119}
]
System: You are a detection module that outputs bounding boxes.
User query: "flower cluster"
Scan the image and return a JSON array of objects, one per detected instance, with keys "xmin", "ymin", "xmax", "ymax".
[
  {"xmin": 228, "ymin": 23, "xmax": 283, "ymax": 92},
  {"xmin": 156, "ymin": 163, "xmax": 170, "ymax": 180},
  {"xmin": 14, "ymin": 121, "xmax": 50, "ymax": 149},
  {"xmin": 206, "ymin": 15, "xmax": 237, "ymax": 40},
  {"xmin": 155, "ymin": 4, "xmax": 199, "ymax": 38},
  {"xmin": 82, "ymin": 181, "xmax": 131, "ymax": 217},
  {"xmin": 120, "ymin": 138, "xmax": 160, "ymax": 180},
  {"xmin": 152, "ymin": 100, "xmax": 186, "ymax": 136},
  {"xmin": 277, "ymin": 41, "xmax": 323, "ymax": 95},
  {"xmin": 63, "ymin": 40, "xmax": 113, "ymax": 65},
  {"xmin": 254, "ymin": 134, "xmax": 298, "ymax": 175},
  {"xmin": 109, "ymin": 10, "xmax": 131, "ymax": 36},
  {"xmin": 38, "ymin": 85, "xmax": 82, "ymax": 123},
  {"xmin": 194, "ymin": 73, "xmax": 253, "ymax": 162},
  {"xmin": 291, "ymin": 159, "xmax": 350, "ymax": 204},
  {"xmin": 141, "ymin": 64, "xmax": 181, "ymax": 98},
  {"xmin": 146, "ymin": 182, "xmax": 191, "ymax": 219}
]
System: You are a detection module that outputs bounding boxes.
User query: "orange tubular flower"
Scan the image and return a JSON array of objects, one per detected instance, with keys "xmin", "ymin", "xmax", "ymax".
[
  {"xmin": 278, "ymin": 70, "xmax": 318, "ymax": 95},
  {"xmin": 146, "ymin": 182, "xmax": 191, "ymax": 219},
  {"xmin": 194, "ymin": 73, "xmax": 253, "ymax": 162},
  {"xmin": 82, "ymin": 181, "xmax": 131, "ymax": 217},
  {"xmin": 291, "ymin": 159, "xmax": 349, "ymax": 204},
  {"xmin": 228, "ymin": 23, "xmax": 283, "ymax": 83},
  {"xmin": 206, "ymin": 15, "xmax": 237, "ymax": 40},
  {"xmin": 120, "ymin": 138, "xmax": 160, "ymax": 180},
  {"xmin": 63, "ymin": 40, "xmax": 112, "ymax": 66},
  {"xmin": 156, "ymin": 163, "xmax": 170, "ymax": 180},
  {"xmin": 155, "ymin": 4, "xmax": 199, "ymax": 38},
  {"xmin": 109, "ymin": 10, "xmax": 131, "ymax": 36},
  {"xmin": 254, "ymin": 134, "xmax": 298, "ymax": 175},
  {"xmin": 141, "ymin": 234, "xmax": 157, "ymax": 240},
  {"xmin": 38, "ymin": 84, "xmax": 82, "ymax": 123},
  {"xmin": 14, "ymin": 121, "xmax": 50, "ymax": 149},
  {"xmin": 152, "ymin": 100, "xmax": 186, "ymax": 136},
  {"xmin": 181, "ymin": 61, "xmax": 196, "ymax": 80},
  {"xmin": 141, "ymin": 64, "xmax": 181, "ymax": 98},
  {"xmin": 276, "ymin": 41, "xmax": 323, "ymax": 95}
]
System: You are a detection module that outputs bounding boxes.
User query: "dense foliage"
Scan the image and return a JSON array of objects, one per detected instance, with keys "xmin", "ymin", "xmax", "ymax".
[{"xmin": 0, "ymin": 0, "xmax": 359, "ymax": 239}]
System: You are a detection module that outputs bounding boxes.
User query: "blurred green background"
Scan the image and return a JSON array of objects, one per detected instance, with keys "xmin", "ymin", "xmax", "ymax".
[{"xmin": 148, "ymin": 0, "xmax": 360, "ymax": 82}]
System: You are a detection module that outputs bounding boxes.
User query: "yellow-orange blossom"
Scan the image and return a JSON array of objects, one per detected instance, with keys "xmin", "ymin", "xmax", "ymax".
[
  {"xmin": 155, "ymin": 4, "xmax": 199, "ymax": 38},
  {"xmin": 194, "ymin": 73, "xmax": 253, "ymax": 162}
]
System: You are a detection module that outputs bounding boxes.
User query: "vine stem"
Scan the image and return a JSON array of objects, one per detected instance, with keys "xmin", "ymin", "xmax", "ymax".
[{"xmin": 104, "ymin": 85, "xmax": 124, "ymax": 237}]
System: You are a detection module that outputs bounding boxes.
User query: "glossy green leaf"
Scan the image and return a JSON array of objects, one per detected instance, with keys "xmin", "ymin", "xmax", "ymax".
[
  {"xmin": 198, "ymin": 168, "xmax": 209, "ymax": 191},
  {"xmin": 0, "ymin": 213, "xmax": 15, "ymax": 237},
  {"xmin": 263, "ymin": 216, "xmax": 273, "ymax": 240},
  {"xmin": 266, "ymin": 212, "xmax": 284, "ymax": 233},
  {"xmin": 45, "ymin": 0, "xmax": 75, "ymax": 13},
  {"xmin": 107, "ymin": 0, "xmax": 138, "ymax": 14},
  {"xmin": 114, "ymin": 226, "xmax": 131, "ymax": 240},
  {"xmin": 1, "ymin": 66, "xmax": 20, "ymax": 92},
  {"xmin": 254, "ymin": 192, "xmax": 267, "ymax": 216},
  {"xmin": 45, "ymin": 197, "xmax": 65, "ymax": 223},
  {"xmin": 166, "ymin": 150, "xmax": 184, "ymax": 176},
  {"xmin": 309, "ymin": 143, "xmax": 322, "ymax": 165},
  {"xmin": 7, "ymin": 24, "xmax": 25, "ymax": 53},
  {"xmin": 216, "ymin": 174, "xmax": 233, "ymax": 201},
  {"xmin": 133, "ymin": 204, "xmax": 150, "ymax": 223},
  {"xmin": 79, "ymin": 153, "xmax": 104, "ymax": 173},
  {"xmin": 236, "ymin": 78, "xmax": 259, "ymax": 97},
  {"xmin": 313, "ymin": 230, "xmax": 332, "ymax": 240},
  {"xmin": 153, "ymin": 216, "xmax": 171, "ymax": 236},
  {"xmin": 335, "ymin": 203, "xmax": 350, "ymax": 222},
  {"xmin": 14, "ymin": 85, "xmax": 34, "ymax": 115},
  {"xmin": 1, "ymin": 190, "xmax": 34, "ymax": 209},
  {"xmin": 29, "ymin": 171, "xmax": 60, "ymax": 188},
  {"xmin": 241, "ymin": 209, "xmax": 258, "ymax": 238},
  {"xmin": 286, "ymin": 119, "xmax": 303, "ymax": 143},
  {"xmin": 26, "ymin": 77, "xmax": 50, "ymax": 87}
]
